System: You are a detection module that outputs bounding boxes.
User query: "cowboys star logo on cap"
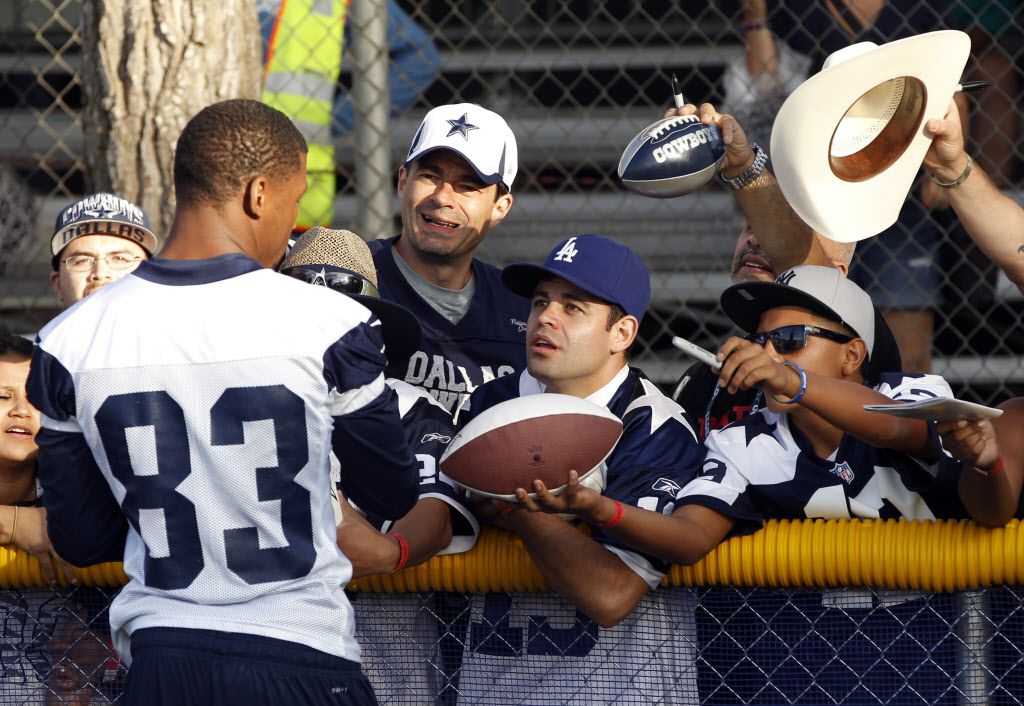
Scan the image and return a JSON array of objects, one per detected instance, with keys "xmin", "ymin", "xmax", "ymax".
[
  {"xmin": 404, "ymin": 103, "xmax": 519, "ymax": 191},
  {"xmin": 446, "ymin": 113, "xmax": 478, "ymax": 140}
]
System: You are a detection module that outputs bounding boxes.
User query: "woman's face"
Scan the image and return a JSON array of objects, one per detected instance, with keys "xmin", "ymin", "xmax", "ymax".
[{"xmin": 0, "ymin": 355, "xmax": 40, "ymax": 469}]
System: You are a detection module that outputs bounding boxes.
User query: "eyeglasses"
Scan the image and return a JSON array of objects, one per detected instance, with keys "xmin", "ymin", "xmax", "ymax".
[
  {"xmin": 285, "ymin": 267, "xmax": 379, "ymax": 297},
  {"xmin": 745, "ymin": 324, "xmax": 854, "ymax": 354},
  {"xmin": 61, "ymin": 252, "xmax": 144, "ymax": 272}
]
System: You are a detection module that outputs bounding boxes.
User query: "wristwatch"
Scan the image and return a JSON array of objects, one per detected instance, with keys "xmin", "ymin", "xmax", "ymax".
[{"xmin": 718, "ymin": 143, "xmax": 768, "ymax": 190}]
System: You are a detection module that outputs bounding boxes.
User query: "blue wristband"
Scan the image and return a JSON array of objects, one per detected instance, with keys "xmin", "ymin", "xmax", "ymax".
[{"xmin": 771, "ymin": 362, "xmax": 807, "ymax": 405}]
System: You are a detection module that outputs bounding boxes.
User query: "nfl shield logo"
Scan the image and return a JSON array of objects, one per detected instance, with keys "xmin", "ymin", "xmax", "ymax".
[{"xmin": 829, "ymin": 461, "xmax": 855, "ymax": 484}]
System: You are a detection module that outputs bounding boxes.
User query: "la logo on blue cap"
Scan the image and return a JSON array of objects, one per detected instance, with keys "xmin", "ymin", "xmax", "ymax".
[{"xmin": 553, "ymin": 237, "xmax": 579, "ymax": 264}]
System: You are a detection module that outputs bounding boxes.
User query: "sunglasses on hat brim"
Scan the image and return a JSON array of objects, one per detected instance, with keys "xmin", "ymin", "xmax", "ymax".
[
  {"xmin": 745, "ymin": 324, "xmax": 854, "ymax": 354},
  {"xmin": 285, "ymin": 267, "xmax": 379, "ymax": 298}
]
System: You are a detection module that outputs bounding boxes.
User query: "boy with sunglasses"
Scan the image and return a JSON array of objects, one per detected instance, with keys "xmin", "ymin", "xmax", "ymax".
[{"xmin": 671, "ymin": 265, "xmax": 966, "ymax": 546}]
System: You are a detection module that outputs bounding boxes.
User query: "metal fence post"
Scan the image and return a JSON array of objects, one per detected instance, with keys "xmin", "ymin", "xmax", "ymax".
[{"xmin": 349, "ymin": 0, "xmax": 391, "ymax": 237}]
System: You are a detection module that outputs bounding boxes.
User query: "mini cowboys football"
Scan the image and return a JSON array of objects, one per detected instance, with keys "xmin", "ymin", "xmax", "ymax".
[
  {"xmin": 618, "ymin": 114, "xmax": 726, "ymax": 197},
  {"xmin": 440, "ymin": 394, "xmax": 622, "ymax": 501}
]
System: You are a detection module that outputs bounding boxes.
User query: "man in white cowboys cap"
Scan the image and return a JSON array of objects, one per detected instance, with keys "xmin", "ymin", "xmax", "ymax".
[
  {"xmin": 369, "ymin": 103, "xmax": 528, "ymax": 415},
  {"xmin": 49, "ymin": 193, "xmax": 159, "ymax": 308}
]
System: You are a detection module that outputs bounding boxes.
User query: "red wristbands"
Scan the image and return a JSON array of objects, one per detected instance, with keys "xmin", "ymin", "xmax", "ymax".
[
  {"xmin": 390, "ymin": 532, "xmax": 409, "ymax": 572},
  {"xmin": 597, "ymin": 500, "xmax": 625, "ymax": 529}
]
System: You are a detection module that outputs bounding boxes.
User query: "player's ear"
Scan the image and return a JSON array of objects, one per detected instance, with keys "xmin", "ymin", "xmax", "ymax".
[
  {"xmin": 243, "ymin": 174, "xmax": 270, "ymax": 218},
  {"xmin": 610, "ymin": 315, "xmax": 639, "ymax": 354},
  {"xmin": 841, "ymin": 338, "xmax": 869, "ymax": 378}
]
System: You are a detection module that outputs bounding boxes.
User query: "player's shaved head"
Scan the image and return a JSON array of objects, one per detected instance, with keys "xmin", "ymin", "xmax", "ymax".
[{"xmin": 174, "ymin": 99, "xmax": 307, "ymax": 208}]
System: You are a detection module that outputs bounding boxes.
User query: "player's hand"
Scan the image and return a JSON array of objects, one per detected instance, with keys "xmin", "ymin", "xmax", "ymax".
[
  {"xmin": 12, "ymin": 507, "xmax": 77, "ymax": 585},
  {"xmin": 662, "ymin": 103, "xmax": 754, "ymax": 178},
  {"xmin": 512, "ymin": 470, "xmax": 602, "ymax": 520},
  {"xmin": 923, "ymin": 100, "xmax": 968, "ymax": 183},
  {"xmin": 716, "ymin": 336, "xmax": 798, "ymax": 398},
  {"xmin": 936, "ymin": 418, "xmax": 1000, "ymax": 472},
  {"xmin": 334, "ymin": 490, "xmax": 402, "ymax": 577}
]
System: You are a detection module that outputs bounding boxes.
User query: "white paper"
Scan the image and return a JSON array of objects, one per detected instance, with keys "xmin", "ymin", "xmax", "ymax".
[{"xmin": 862, "ymin": 397, "xmax": 1003, "ymax": 422}]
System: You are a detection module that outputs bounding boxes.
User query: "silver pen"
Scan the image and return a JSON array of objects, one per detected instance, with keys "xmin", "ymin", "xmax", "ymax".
[{"xmin": 672, "ymin": 336, "xmax": 722, "ymax": 370}]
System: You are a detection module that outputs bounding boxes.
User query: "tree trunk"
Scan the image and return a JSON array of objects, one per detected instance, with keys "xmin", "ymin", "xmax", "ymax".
[{"xmin": 81, "ymin": 0, "xmax": 261, "ymax": 237}]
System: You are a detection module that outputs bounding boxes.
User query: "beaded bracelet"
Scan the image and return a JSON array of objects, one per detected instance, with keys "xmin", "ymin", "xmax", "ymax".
[
  {"xmin": 390, "ymin": 532, "xmax": 410, "ymax": 572},
  {"xmin": 770, "ymin": 362, "xmax": 807, "ymax": 405},
  {"xmin": 930, "ymin": 155, "xmax": 973, "ymax": 189},
  {"xmin": 597, "ymin": 500, "xmax": 625, "ymax": 529}
]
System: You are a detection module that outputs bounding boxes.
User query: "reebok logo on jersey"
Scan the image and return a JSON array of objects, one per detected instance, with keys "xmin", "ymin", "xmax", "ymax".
[
  {"xmin": 829, "ymin": 461, "xmax": 855, "ymax": 484},
  {"xmin": 652, "ymin": 477, "xmax": 682, "ymax": 495},
  {"xmin": 421, "ymin": 432, "xmax": 452, "ymax": 444}
]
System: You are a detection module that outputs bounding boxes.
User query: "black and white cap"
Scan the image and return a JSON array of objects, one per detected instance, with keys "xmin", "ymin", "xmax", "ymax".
[
  {"xmin": 721, "ymin": 265, "xmax": 876, "ymax": 354},
  {"xmin": 404, "ymin": 103, "xmax": 518, "ymax": 191}
]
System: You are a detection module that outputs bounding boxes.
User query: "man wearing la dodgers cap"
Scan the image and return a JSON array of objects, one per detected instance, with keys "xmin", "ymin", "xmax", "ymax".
[
  {"xmin": 368, "ymin": 103, "xmax": 527, "ymax": 415},
  {"xmin": 452, "ymin": 234, "xmax": 705, "ymax": 704},
  {"xmin": 49, "ymin": 193, "xmax": 158, "ymax": 308}
]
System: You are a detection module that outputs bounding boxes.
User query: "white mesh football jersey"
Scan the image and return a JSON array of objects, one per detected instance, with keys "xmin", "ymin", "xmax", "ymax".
[
  {"xmin": 31, "ymin": 256, "xmax": 397, "ymax": 664},
  {"xmin": 678, "ymin": 373, "xmax": 968, "ymax": 529},
  {"xmin": 456, "ymin": 589, "xmax": 699, "ymax": 705}
]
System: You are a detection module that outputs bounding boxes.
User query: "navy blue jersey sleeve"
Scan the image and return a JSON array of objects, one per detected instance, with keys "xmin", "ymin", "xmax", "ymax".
[
  {"xmin": 325, "ymin": 321, "xmax": 418, "ymax": 520},
  {"xmin": 28, "ymin": 347, "xmax": 127, "ymax": 566},
  {"xmin": 36, "ymin": 428, "xmax": 129, "ymax": 565}
]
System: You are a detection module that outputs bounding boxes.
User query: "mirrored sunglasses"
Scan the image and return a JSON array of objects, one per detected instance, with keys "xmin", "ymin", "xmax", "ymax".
[
  {"xmin": 286, "ymin": 267, "xmax": 379, "ymax": 298},
  {"xmin": 745, "ymin": 324, "xmax": 854, "ymax": 354}
]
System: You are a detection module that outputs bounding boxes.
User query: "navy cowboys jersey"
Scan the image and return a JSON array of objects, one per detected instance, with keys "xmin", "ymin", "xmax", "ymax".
[
  {"xmin": 369, "ymin": 236, "xmax": 528, "ymax": 413},
  {"xmin": 678, "ymin": 373, "xmax": 968, "ymax": 534},
  {"xmin": 454, "ymin": 366, "xmax": 705, "ymax": 704},
  {"xmin": 27, "ymin": 255, "xmax": 419, "ymax": 665}
]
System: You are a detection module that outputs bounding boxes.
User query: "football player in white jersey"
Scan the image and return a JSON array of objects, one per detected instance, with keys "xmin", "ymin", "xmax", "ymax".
[
  {"xmin": 279, "ymin": 226, "xmax": 480, "ymax": 702},
  {"xmin": 27, "ymin": 99, "xmax": 420, "ymax": 706},
  {"xmin": 453, "ymin": 235, "xmax": 705, "ymax": 705}
]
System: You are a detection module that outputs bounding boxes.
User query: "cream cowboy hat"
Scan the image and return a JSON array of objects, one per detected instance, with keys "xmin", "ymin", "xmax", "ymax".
[{"xmin": 770, "ymin": 30, "xmax": 971, "ymax": 243}]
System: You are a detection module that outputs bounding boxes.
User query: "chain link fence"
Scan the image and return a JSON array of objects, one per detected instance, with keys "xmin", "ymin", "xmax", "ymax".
[
  {"xmin": 0, "ymin": 6, "xmax": 1022, "ymax": 700},
  {"xmin": 2, "ymin": 584, "xmax": 1023, "ymax": 704}
]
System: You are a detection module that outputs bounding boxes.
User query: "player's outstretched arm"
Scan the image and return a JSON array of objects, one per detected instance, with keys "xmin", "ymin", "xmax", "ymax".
[
  {"xmin": 924, "ymin": 100, "xmax": 1024, "ymax": 292},
  {"xmin": 946, "ymin": 398, "xmax": 1024, "ymax": 527},
  {"xmin": 336, "ymin": 494, "xmax": 452, "ymax": 577},
  {"xmin": 504, "ymin": 510, "xmax": 649, "ymax": 628}
]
